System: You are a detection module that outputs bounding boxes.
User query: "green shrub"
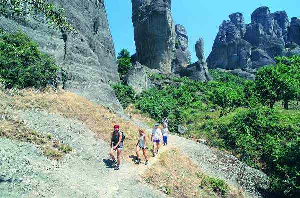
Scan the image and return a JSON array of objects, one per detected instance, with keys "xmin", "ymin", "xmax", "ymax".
[
  {"xmin": 201, "ymin": 175, "xmax": 230, "ymax": 196},
  {"xmin": 112, "ymin": 83, "xmax": 135, "ymax": 109},
  {"xmin": 117, "ymin": 49, "xmax": 132, "ymax": 82},
  {"xmin": 218, "ymin": 107, "xmax": 300, "ymax": 197},
  {"xmin": 0, "ymin": 31, "xmax": 60, "ymax": 89}
]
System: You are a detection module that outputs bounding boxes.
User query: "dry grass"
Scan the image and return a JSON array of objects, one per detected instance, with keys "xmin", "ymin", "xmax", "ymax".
[
  {"xmin": 10, "ymin": 88, "xmax": 153, "ymax": 162},
  {"xmin": 125, "ymin": 104, "xmax": 156, "ymax": 127},
  {"xmin": 143, "ymin": 148, "xmax": 245, "ymax": 198},
  {"xmin": 0, "ymin": 117, "xmax": 72, "ymax": 160}
]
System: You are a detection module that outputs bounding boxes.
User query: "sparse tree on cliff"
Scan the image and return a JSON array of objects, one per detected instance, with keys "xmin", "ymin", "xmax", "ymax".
[{"xmin": 0, "ymin": 0, "xmax": 72, "ymax": 31}]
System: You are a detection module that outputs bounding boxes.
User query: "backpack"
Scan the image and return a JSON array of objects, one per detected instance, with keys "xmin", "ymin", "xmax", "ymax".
[
  {"xmin": 112, "ymin": 130, "xmax": 126, "ymax": 144},
  {"xmin": 120, "ymin": 131, "xmax": 126, "ymax": 142}
]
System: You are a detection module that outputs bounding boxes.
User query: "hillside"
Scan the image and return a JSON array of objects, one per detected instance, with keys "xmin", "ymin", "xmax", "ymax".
[{"xmin": 0, "ymin": 86, "xmax": 271, "ymax": 197}]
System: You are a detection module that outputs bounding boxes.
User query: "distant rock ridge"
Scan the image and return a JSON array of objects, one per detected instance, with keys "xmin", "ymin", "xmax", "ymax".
[{"xmin": 207, "ymin": 6, "xmax": 300, "ymax": 75}]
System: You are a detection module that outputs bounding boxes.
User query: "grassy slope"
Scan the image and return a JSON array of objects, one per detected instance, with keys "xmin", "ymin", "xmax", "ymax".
[{"xmin": 0, "ymin": 87, "xmax": 244, "ymax": 198}]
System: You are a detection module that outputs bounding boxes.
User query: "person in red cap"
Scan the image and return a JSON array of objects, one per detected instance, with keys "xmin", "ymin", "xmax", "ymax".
[{"xmin": 109, "ymin": 124, "xmax": 124, "ymax": 170}]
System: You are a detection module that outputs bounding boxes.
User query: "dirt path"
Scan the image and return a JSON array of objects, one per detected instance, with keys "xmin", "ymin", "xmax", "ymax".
[
  {"xmin": 0, "ymin": 108, "xmax": 269, "ymax": 198},
  {"xmin": 1, "ymin": 110, "xmax": 166, "ymax": 198}
]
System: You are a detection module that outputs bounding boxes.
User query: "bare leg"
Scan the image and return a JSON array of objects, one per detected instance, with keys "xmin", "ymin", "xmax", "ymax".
[
  {"xmin": 153, "ymin": 142, "xmax": 156, "ymax": 156},
  {"xmin": 143, "ymin": 148, "xmax": 148, "ymax": 161},
  {"xmin": 117, "ymin": 149, "xmax": 122, "ymax": 166},
  {"xmin": 109, "ymin": 148, "xmax": 115, "ymax": 161},
  {"xmin": 136, "ymin": 146, "xmax": 140, "ymax": 160}
]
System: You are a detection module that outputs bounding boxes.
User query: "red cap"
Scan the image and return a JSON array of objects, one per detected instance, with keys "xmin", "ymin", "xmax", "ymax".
[{"xmin": 114, "ymin": 125, "xmax": 120, "ymax": 129}]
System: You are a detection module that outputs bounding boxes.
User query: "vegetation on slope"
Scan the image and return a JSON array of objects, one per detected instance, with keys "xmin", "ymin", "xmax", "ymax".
[
  {"xmin": 0, "ymin": 31, "xmax": 60, "ymax": 89},
  {"xmin": 114, "ymin": 49, "xmax": 300, "ymax": 197}
]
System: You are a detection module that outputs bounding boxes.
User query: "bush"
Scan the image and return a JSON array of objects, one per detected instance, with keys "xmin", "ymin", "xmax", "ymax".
[
  {"xmin": 117, "ymin": 49, "xmax": 132, "ymax": 82},
  {"xmin": 218, "ymin": 107, "xmax": 300, "ymax": 197},
  {"xmin": 0, "ymin": 31, "xmax": 60, "ymax": 89},
  {"xmin": 112, "ymin": 83, "xmax": 135, "ymax": 109}
]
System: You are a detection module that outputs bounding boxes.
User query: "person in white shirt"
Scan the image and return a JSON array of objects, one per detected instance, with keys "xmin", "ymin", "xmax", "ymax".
[
  {"xmin": 151, "ymin": 123, "xmax": 162, "ymax": 156},
  {"xmin": 161, "ymin": 123, "xmax": 169, "ymax": 146}
]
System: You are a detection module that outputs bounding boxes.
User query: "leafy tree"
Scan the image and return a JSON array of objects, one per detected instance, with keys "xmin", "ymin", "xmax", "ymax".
[
  {"xmin": 0, "ymin": 31, "xmax": 59, "ymax": 88},
  {"xmin": 209, "ymin": 82, "xmax": 245, "ymax": 117},
  {"xmin": 117, "ymin": 49, "xmax": 132, "ymax": 81},
  {"xmin": 0, "ymin": 0, "xmax": 73, "ymax": 31},
  {"xmin": 255, "ymin": 56, "xmax": 300, "ymax": 109}
]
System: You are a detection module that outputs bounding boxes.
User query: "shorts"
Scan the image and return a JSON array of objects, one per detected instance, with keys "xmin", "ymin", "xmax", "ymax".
[
  {"xmin": 153, "ymin": 139, "xmax": 160, "ymax": 143},
  {"xmin": 113, "ymin": 142, "xmax": 123, "ymax": 150}
]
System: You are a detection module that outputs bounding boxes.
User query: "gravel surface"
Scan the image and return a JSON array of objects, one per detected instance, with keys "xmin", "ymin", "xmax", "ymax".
[
  {"xmin": 167, "ymin": 135, "xmax": 269, "ymax": 198},
  {"xmin": 1, "ymin": 110, "xmax": 165, "ymax": 198}
]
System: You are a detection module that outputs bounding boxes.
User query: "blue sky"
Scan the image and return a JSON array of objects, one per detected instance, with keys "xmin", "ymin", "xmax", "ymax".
[{"xmin": 106, "ymin": 0, "xmax": 300, "ymax": 62}]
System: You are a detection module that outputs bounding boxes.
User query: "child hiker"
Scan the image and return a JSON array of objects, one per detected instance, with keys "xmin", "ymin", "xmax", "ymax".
[
  {"xmin": 162, "ymin": 122, "xmax": 169, "ymax": 146},
  {"xmin": 151, "ymin": 123, "xmax": 162, "ymax": 156},
  {"xmin": 136, "ymin": 129, "xmax": 149, "ymax": 165}
]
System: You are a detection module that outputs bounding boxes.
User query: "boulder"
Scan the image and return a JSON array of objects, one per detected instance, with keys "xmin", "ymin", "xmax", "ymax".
[
  {"xmin": 195, "ymin": 38, "xmax": 206, "ymax": 63},
  {"xmin": 182, "ymin": 38, "xmax": 212, "ymax": 82},
  {"xmin": 288, "ymin": 17, "xmax": 300, "ymax": 45},
  {"xmin": 272, "ymin": 11, "xmax": 290, "ymax": 42},
  {"xmin": 229, "ymin": 12, "xmax": 246, "ymax": 36},
  {"xmin": 207, "ymin": 19, "xmax": 252, "ymax": 70},
  {"xmin": 251, "ymin": 48, "xmax": 276, "ymax": 68},
  {"xmin": 0, "ymin": 0, "xmax": 123, "ymax": 112},
  {"xmin": 172, "ymin": 24, "xmax": 191, "ymax": 73},
  {"xmin": 183, "ymin": 61, "xmax": 212, "ymax": 82},
  {"xmin": 126, "ymin": 62, "xmax": 154, "ymax": 94},
  {"xmin": 131, "ymin": 0, "xmax": 176, "ymax": 73}
]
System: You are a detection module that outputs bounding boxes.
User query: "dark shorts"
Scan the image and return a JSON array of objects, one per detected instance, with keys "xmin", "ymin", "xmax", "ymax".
[
  {"xmin": 113, "ymin": 142, "xmax": 123, "ymax": 150},
  {"xmin": 153, "ymin": 139, "xmax": 160, "ymax": 143}
]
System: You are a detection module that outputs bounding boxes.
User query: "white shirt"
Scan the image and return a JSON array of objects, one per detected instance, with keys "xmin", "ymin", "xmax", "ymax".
[
  {"xmin": 152, "ymin": 128, "xmax": 162, "ymax": 140},
  {"xmin": 162, "ymin": 127, "xmax": 168, "ymax": 137}
]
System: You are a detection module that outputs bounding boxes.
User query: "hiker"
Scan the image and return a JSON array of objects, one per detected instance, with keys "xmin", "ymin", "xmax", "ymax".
[
  {"xmin": 136, "ymin": 129, "xmax": 149, "ymax": 165},
  {"xmin": 162, "ymin": 122, "xmax": 169, "ymax": 146},
  {"xmin": 162, "ymin": 117, "xmax": 168, "ymax": 127},
  {"xmin": 109, "ymin": 125, "xmax": 124, "ymax": 170},
  {"xmin": 151, "ymin": 123, "xmax": 162, "ymax": 156}
]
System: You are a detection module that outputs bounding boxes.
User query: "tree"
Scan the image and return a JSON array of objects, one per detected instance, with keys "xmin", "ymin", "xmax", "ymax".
[
  {"xmin": 0, "ymin": 0, "xmax": 73, "ymax": 31},
  {"xmin": 117, "ymin": 49, "xmax": 132, "ymax": 82},
  {"xmin": 209, "ymin": 82, "xmax": 245, "ymax": 117},
  {"xmin": 255, "ymin": 56, "xmax": 300, "ymax": 109},
  {"xmin": 0, "ymin": 31, "xmax": 59, "ymax": 88}
]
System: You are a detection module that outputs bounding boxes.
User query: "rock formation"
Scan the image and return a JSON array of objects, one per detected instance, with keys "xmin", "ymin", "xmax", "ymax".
[
  {"xmin": 207, "ymin": 6, "xmax": 300, "ymax": 74},
  {"xmin": 182, "ymin": 38, "xmax": 212, "ymax": 82},
  {"xmin": 126, "ymin": 62, "xmax": 155, "ymax": 94},
  {"xmin": 131, "ymin": 0, "xmax": 176, "ymax": 73},
  {"xmin": 172, "ymin": 24, "xmax": 191, "ymax": 73},
  {"xmin": 0, "ymin": 0, "xmax": 123, "ymax": 112},
  {"xmin": 288, "ymin": 17, "xmax": 300, "ymax": 45}
]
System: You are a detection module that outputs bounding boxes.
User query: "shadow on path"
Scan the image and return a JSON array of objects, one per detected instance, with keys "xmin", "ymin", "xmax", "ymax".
[{"xmin": 102, "ymin": 159, "xmax": 116, "ymax": 169}]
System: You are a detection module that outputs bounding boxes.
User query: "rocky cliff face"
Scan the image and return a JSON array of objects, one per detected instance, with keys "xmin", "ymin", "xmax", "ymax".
[
  {"xmin": 0, "ymin": 0, "xmax": 123, "ymax": 112},
  {"xmin": 131, "ymin": 0, "xmax": 176, "ymax": 73},
  {"xmin": 207, "ymin": 6, "xmax": 300, "ymax": 72}
]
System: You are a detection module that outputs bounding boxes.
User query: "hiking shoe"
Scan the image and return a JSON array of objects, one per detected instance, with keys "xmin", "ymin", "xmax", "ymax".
[
  {"xmin": 136, "ymin": 159, "xmax": 141, "ymax": 164},
  {"xmin": 114, "ymin": 165, "xmax": 120, "ymax": 170},
  {"xmin": 145, "ymin": 160, "xmax": 149, "ymax": 165},
  {"xmin": 111, "ymin": 160, "xmax": 117, "ymax": 167}
]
